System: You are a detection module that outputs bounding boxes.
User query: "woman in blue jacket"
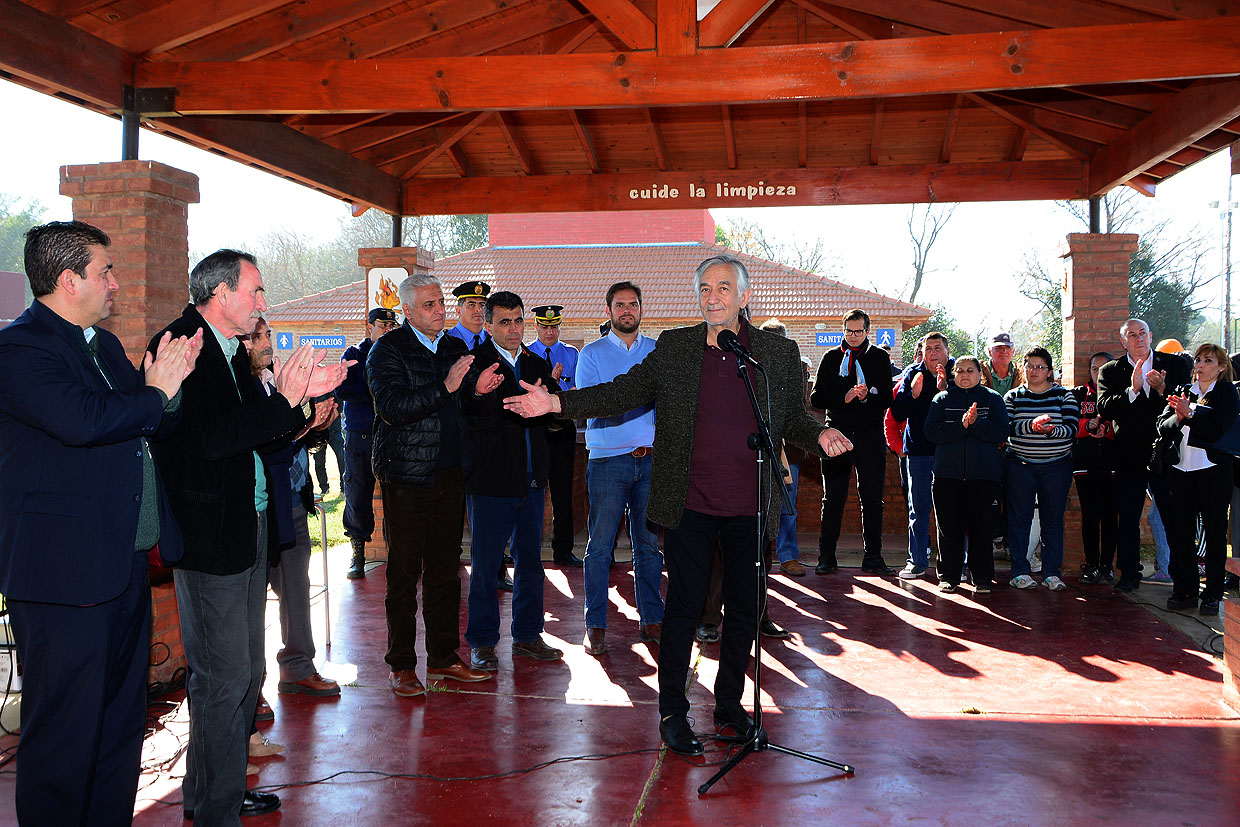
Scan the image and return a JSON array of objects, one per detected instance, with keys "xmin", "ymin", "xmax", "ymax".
[{"xmin": 924, "ymin": 356, "xmax": 1009, "ymax": 594}]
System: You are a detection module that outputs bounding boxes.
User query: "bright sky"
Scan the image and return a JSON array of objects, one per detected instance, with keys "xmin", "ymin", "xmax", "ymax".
[{"xmin": 2, "ymin": 79, "xmax": 1233, "ymax": 335}]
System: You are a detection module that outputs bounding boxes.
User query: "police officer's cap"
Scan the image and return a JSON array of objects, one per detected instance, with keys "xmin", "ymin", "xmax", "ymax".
[
  {"xmin": 533, "ymin": 305, "xmax": 564, "ymax": 326},
  {"xmin": 452, "ymin": 281, "xmax": 491, "ymax": 300}
]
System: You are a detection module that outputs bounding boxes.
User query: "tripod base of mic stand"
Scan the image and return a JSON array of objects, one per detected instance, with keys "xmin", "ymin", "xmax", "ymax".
[{"xmin": 698, "ymin": 727, "xmax": 855, "ymax": 796}]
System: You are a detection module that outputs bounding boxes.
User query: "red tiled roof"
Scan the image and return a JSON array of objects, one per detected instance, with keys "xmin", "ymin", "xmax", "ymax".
[{"xmin": 268, "ymin": 244, "xmax": 930, "ymax": 327}]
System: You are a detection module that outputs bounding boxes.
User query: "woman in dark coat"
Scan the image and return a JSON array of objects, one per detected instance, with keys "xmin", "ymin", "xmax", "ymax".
[
  {"xmin": 1159, "ymin": 343, "xmax": 1239, "ymax": 616},
  {"xmin": 924, "ymin": 355, "xmax": 1009, "ymax": 594},
  {"xmin": 1072, "ymin": 351, "xmax": 1118, "ymax": 585}
]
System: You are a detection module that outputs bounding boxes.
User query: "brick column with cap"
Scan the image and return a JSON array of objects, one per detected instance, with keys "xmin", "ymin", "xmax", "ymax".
[
  {"xmin": 60, "ymin": 161, "xmax": 199, "ymax": 689},
  {"xmin": 1059, "ymin": 233, "xmax": 1137, "ymax": 575}
]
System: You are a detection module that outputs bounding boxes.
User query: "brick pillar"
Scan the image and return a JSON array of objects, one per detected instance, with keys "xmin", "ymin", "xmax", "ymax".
[
  {"xmin": 1225, "ymin": 560, "xmax": 1240, "ymax": 712},
  {"xmin": 59, "ymin": 162, "xmax": 199, "ymax": 363},
  {"xmin": 356, "ymin": 247, "xmax": 435, "ymax": 563},
  {"xmin": 59, "ymin": 161, "xmax": 199, "ymax": 690},
  {"xmin": 1059, "ymin": 233, "xmax": 1137, "ymax": 573}
]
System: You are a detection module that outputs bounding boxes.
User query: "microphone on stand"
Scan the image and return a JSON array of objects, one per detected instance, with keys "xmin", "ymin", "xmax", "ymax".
[{"xmin": 716, "ymin": 328, "xmax": 763, "ymax": 369}]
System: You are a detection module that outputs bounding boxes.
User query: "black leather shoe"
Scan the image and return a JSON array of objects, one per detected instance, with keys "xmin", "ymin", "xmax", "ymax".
[
  {"xmin": 760, "ymin": 618, "xmax": 791, "ymax": 639},
  {"xmin": 471, "ymin": 646, "xmax": 499, "ymax": 671},
  {"xmin": 713, "ymin": 705, "xmax": 754, "ymax": 739},
  {"xmin": 512, "ymin": 638, "xmax": 564, "ymax": 661},
  {"xmin": 497, "ymin": 571, "xmax": 514, "ymax": 591},
  {"xmin": 1113, "ymin": 576, "xmax": 1141, "ymax": 593},
  {"xmin": 184, "ymin": 791, "xmax": 281, "ymax": 821},
  {"xmin": 659, "ymin": 715, "xmax": 703, "ymax": 756},
  {"xmin": 1167, "ymin": 594, "xmax": 1198, "ymax": 610},
  {"xmin": 861, "ymin": 561, "xmax": 895, "ymax": 576},
  {"xmin": 1200, "ymin": 598, "xmax": 1220, "ymax": 616},
  {"xmin": 553, "ymin": 551, "xmax": 584, "ymax": 567},
  {"xmin": 815, "ymin": 560, "xmax": 838, "ymax": 575},
  {"xmin": 695, "ymin": 623, "xmax": 720, "ymax": 644}
]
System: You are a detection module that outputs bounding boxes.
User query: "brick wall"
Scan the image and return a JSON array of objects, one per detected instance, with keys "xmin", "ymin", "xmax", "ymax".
[
  {"xmin": 490, "ymin": 209, "xmax": 716, "ymax": 247},
  {"xmin": 1060, "ymin": 233, "xmax": 1136, "ymax": 388}
]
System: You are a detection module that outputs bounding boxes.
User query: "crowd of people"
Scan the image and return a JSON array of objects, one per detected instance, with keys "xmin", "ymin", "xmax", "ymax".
[{"xmin": 2, "ymin": 219, "xmax": 1233, "ymax": 824}]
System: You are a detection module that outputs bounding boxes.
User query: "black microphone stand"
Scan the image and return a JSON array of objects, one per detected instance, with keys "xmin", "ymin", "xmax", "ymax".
[{"xmin": 697, "ymin": 342, "xmax": 855, "ymax": 795}]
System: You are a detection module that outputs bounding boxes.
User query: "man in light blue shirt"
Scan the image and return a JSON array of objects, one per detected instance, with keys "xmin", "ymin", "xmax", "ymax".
[
  {"xmin": 447, "ymin": 280, "xmax": 491, "ymax": 351},
  {"xmin": 578, "ymin": 282, "xmax": 664, "ymax": 655}
]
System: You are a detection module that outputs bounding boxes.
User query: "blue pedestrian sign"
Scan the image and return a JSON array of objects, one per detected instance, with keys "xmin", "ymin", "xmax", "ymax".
[
  {"xmin": 816, "ymin": 328, "xmax": 898, "ymax": 347},
  {"xmin": 300, "ymin": 334, "xmax": 346, "ymax": 348},
  {"xmin": 276, "ymin": 332, "xmax": 292, "ymax": 349}
]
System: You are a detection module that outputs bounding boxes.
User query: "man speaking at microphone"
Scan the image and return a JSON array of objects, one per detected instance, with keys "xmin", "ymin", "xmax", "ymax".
[{"xmin": 504, "ymin": 255, "xmax": 852, "ymax": 755}]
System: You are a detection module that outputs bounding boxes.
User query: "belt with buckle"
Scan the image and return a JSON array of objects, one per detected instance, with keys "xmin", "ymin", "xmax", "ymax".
[{"xmin": 631, "ymin": 447, "xmax": 652, "ymax": 458}]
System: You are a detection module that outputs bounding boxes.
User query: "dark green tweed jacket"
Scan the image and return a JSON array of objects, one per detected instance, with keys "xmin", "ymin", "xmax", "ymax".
[{"xmin": 559, "ymin": 321, "xmax": 825, "ymax": 539}]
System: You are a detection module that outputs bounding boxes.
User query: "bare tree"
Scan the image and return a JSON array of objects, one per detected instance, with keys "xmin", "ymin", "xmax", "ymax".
[
  {"xmin": 905, "ymin": 202, "xmax": 957, "ymax": 304},
  {"xmin": 718, "ymin": 216, "xmax": 827, "ymax": 274},
  {"xmin": 1056, "ymin": 189, "xmax": 1143, "ymax": 233}
]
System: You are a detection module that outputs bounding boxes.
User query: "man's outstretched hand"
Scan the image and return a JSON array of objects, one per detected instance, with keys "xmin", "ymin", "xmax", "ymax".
[
  {"xmin": 504, "ymin": 379, "xmax": 559, "ymax": 417},
  {"xmin": 818, "ymin": 427, "xmax": 854, "ymax": 457}
]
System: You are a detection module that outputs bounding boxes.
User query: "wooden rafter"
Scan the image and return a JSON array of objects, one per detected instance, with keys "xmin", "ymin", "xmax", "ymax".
[
  {"xmin": 567, "ymin": 111, "xmax": 600, "ymax": 173},
  {"xmin": 1090, "ymin": 76, "xmax": 1240, "ymax": 194},
  {"xmin": 796, "ymin": 6, "xmax": 807, "ymax": 168},
  {"xmin": 939, "ymin": 94, "xmax": 962, "ymax": 164},
  {"xmin": 396, "ymin": 0, "xmax": 588, "ymax": 60},
  {"xmin": 643, "ymin": 108, "xmax": 671, "ymax": 171},
  {"xmin": 989, "ymin": 90, "xmax": 1147, "ymax": 130},
  {"xmin": 820, "ymin": 0, "xmax": 1025, "ymax": 36},
  {"xmin": 138, "ymin": 18, "xmax": 1240, "ymax": 114},
  {"xmin": 399, "ymin": 111, "xmax": 492, "ymax": 179},
  {"xmin": 721, "ymin": 104, "xmax": 738, "ymax": 169},
  {"xmin": 328, "ymin": 113, "xmax": 469, "ymax": 155},
  {"xmin": 446, "ymin": 143, "xmax": 474, "ymax": 177},
  {"xmin": 699, "ymin": 0, "xmax": 777, "ymax": 48},
  {"xmin": 495, "ymin": 113, "xmax": 535, "ymax": 175},
  {"xmin": 1009, "ymin": 127, "xmax": 1030, "ymax": 161},
  {"xmin": 399, "ymin": 160, "xmax": 1088, "ymax": 214},
  {"xmin": 98, "ymin": 0, "xmax": 290, "ymax": 57},
  {"xmin": 870, "ymin": 99, "xmax": 884, "ymax": 165},
  {"xmin": 574, "ymin": 0, "xmax": 655, "ymax": 51},
  {"xmin": 967, "ymin": 94, "xmax": 1092, "ymax": 160},
  {"xmin": 656, "ymin": 0, "xmax": 697, "ymax": 56}
]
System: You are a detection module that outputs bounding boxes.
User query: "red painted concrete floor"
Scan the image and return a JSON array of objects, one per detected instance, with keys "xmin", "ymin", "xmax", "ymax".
[{"xmin": 3, "ymin": 552, "xmax": 1239, "ymax": 826}]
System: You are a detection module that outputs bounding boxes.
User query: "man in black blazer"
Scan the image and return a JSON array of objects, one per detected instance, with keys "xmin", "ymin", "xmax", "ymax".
[
  {"xmin": 461, "ymin": 291, "xmax": 565, "ymax": 671},
  {"xmin": 149, "ymin": 249, "xmax": 349, "ymax": 823},
  {"xmin": 1096, "ymin": 318, "xmax": 1190, "ymax": 592},
  {"xmin": 0, "ymin": 221, "xmax": 199, "ymax": 825}
]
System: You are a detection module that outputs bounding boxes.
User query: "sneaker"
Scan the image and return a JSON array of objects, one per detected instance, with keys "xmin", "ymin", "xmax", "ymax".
[
  {"xmin": 1079, "ymin": 568, "xmax": 1102, "ymax": 584},
  {"xmin": 938, "ymin": 581, "xmax": 958, "ymax": 593},
  {"xmin": 1043, "ymin": 575, "xmax": 1067, "ymax": 591},
  {"xmin": 1150, "ymin": 571, "xmax": 1172, "ymax": 583},
  {"xmin": 1030, "ymin": 556, "xmax": 1043, "ymax": 574},
  {"xmin": 1010, "ymin": 574, "xmax": 1037, "ymax": 590},
  {"xmin": 973, "ymin": 581, "xmax": 992, "ymax": 595},
  {"xmin": 1097, "ymin": 568, "xmax": 1115, "ymax": 584},
  {"xmin": 898, "ymin": 563, "xmax": 927, "ymax": 580}
]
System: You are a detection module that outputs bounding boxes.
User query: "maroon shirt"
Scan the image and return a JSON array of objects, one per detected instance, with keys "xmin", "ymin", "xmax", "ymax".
[{"xmin": 685, "ymin": 324, "xmax": 761, "ymax": 516}]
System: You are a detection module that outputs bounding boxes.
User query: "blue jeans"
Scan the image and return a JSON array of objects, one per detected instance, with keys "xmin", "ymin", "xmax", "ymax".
[
  {"xmin": 776, "ymin": 462, "xmax": 800, "ymax": 564},
  {"xmin": 1005, "ymin": 456, "xmax": 1073, "ymax": 578},
  {"xmin": 1146, "ymin": 488, "xmax": 1171, "ymax": 574},
  {"xmin": 906, "ymin": 455, "xmax": 934, "ymax": 568},
  {"xmin": 584, "ymin": 453, "xmax": 664, "ymax": 629},
  {"xmin": 467, "ymin": 480, "xmax": 546, "ymax": 648}
]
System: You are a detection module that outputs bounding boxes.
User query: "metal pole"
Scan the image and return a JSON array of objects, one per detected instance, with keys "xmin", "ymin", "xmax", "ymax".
[
  {"xmin": 121, "ymin": 85, "xmax": 139, "ymax": 161},
  {"xmin": 392, "ymin": 214, "xmax": 403, "ymax": 248},
  {"xmin": 1224, "ymin": 187, "xmax": 1233, "ymax": 352},
  {"xmin": 1088, "ymin": 196, "xmax": 1101, "ymax": 233}
]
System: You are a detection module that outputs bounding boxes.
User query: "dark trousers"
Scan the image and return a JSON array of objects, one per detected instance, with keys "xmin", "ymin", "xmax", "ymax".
[
  {"xmin": 661, "ymin": 509, "xmax": 759, "ymax": 718},
  {"xmin": 1115, "ymin": 471, "xmax": 1175, "ymax": 583},
  {"xmin": 7, "ymin": 550, "xmax": 150, "ymax": 827},
  {"xmin": 311, "ymin": 418, "xmax": 346, "ymax": 493},
  {"xmin": 269, "ymin": 504, "xmax": 317, "ymax": 682},
  {"xmin": 381, "ymin": 470, "xmax": 466, "ymax": 670},
  {"xmin": 700, "ymin": 539, "xmax": 773, "ymax": 626},
  {"xmin": 342, "ymin": 429, "xmax": 376, "ymax": 542},
  {"xmin": 819, "ymin": 428, "xmax": 887, "ymax": 565},
  {"xmin": 1075, "ymin": 470, "xmax": 1117, "ymax": 573},
  {"xmin": 546, "ymin": 424, "xmax": 577, "ymax": 557},
  {"xmin": 932, "ymin": 477, "xmax": 997, "ymax": 586},
  {"xmin": 467, "ymin": 478, "xmax": 547, "ymax": 648},
  {"xmin": 1169, "ymin": 463, "xmax": 1231, "ymax": 601}
]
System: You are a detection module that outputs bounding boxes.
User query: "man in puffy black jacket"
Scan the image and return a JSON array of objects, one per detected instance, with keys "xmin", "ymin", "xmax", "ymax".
[{"xmin": 367, "ymin": 273, "xmax": 499, "ymax": 698}]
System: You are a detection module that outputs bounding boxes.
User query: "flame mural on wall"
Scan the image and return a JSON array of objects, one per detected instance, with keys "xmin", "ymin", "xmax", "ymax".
[{"xmin": 374, "ymin": 276, "xmax": 400, "ymax": 309}]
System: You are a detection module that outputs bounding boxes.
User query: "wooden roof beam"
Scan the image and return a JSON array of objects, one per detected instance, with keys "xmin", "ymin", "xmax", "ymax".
[
  {"xmin": 495, "ymin": 113, "xmax": 535, "ymax": 175},
  {"xmin": 657, "ymin": 0, "xmax": 697, "ymax": 56},
  {"xmin": 1008, "ymin": 127, "xmax": 1030, "ymax": 162},
  {"xmin": 939, "ymin": 94, "xmax": 962, "ymax": 164},
  {"xmin": 798, "ymin": 102, "xmax": 808, "ymax": 168},
  {"xmin": 870, "ymin": 100, "xmax": 884, "ymax": 165},
  {"xmin": 567, "ymin": 111, "xmax": 600, "ymax": 173},
  {"xmin": 1090, "ymin": 76, "xmax": 1240, "ymax": 194},
  {"xmin": 699, "ymin": 0, "xmax": 777, "ymax": 48},
  {"xmin": 400, "ymin": 160, "xmax": 1088, "ymax": 214},
  {"xmin": 967, "ymin": 94, "xmax": 1093, "ymax": 160},
  {"xmin": 0, "ymin": 0, "xmax": 131, "ymax": 110},
  {"xmin": 446, "ymin": 144, "xmax": 474, "ymax": 178},
  {"xmin": 140, "ymin": 18, "xmax": 1240, "ymax": 114},
  {"xmin": 575, "ymin": 0, "xmax": 656, "ymax": 51},
  {"xmin": 99, "ymin": 0, "xmax": 290, "ymax": 57},
  {"xmin": 400, "ymin": 111, "xmax": 492, "ymax": 179},
  {"xmin": 148, "ymin": 115, "xmax": 400, "ymax": 213},
  {"xmin": 643, "ymin": 108, "xmax": 672, "ymax": 171},
  {"xmin": 721, "ymin": 104, "xmax": 738, "ymax": 169}
]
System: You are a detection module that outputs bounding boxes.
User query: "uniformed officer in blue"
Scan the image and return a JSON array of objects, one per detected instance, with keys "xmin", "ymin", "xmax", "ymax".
[
  {"xmin": 447, "ymin": 281, "xmax": 491, "ymax": 351},
  {"xmin": 530, "ymin": 305, "xmax": 583, "ymax": 566}
]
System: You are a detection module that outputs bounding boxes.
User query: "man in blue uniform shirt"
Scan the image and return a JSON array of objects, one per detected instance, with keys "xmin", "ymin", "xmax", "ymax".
[{"xmin": 530, "ymin": 304, "xmax": 584, "ymax": 567}]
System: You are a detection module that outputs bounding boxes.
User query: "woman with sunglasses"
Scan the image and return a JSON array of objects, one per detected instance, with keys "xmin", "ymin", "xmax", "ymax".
[{"xmin": 1004, "ymin": 347, "xmax": 1079, "ymax": 591}]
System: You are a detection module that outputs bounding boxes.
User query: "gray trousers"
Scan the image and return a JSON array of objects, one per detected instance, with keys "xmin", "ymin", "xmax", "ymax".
[
  {"xmin": 175, "ymin": 512, "xmax": 268, "ymax": 827},
  {"xmin": 270, "ymin": 503, "xmax": 316, "ymax": 682}
]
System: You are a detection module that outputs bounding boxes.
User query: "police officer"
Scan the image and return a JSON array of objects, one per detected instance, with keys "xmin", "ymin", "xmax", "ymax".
[{"xmin": 531, "ymin": 305, "xmax": 583, "ymax": 567}]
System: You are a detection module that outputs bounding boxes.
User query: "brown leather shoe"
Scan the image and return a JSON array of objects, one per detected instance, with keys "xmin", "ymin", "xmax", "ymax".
[
  {"xmin": 639, "ymin": 623, "xmax": 662, "ymax": 645},
  {"xmin": 584, "ymin": 628, "xmax": 607, "ymax": 655},
  {"xmin": 389, "ymin": 669, "xmax": 426, "ymax": 697},
  {"xmin": 779, "ymin": 559, "xmax": 808, "ymax": 578},
  {"xmin": 426, "ymin": 661, "xmax": 493, "ymax": 683},
  {"xmin": 470, "ymin": 647, "xmax": 499, "ymax": 671},
  {"xmin": 278, "ymin": 672, "xmax": 341, "ymax": 697},
  {"xmin": 512, "ymin": 638, "xmax": 564, "ymax": 661},
  {"xmin": 254, "ymin": 694, "xmax": 274, "ymax": 722}
]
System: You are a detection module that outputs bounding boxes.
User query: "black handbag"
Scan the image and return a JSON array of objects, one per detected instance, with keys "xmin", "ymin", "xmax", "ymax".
[{"xmin": 1147, "ymin": 433, "xmax": 1179, "ymax": 475}]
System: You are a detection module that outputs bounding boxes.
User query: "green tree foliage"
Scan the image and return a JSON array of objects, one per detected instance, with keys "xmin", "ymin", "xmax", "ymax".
[
  {"xmin": 1017, "ymin": 254, "xmax": 1063, "ymax": 366},
  {"xmin": 1128, "ymin": 236, "xmax": 1208, "ymax": 345},
  {"xmin": 901, "ymin": 304, "xmax": 976, "ymax": 365},
  {"xmin": 1, "ymin": 194, "xmax": 46, "ymax": 273}
]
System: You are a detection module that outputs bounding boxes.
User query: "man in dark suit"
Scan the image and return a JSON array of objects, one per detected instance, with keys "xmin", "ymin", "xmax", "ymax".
[
  {"xmin": 461, "ymin": 291, "xmax": 565, "ymax": 671},
  {"xmin": 503, "ymin": 256, "xmax": 852, "ymax": 756},
  {"xmin": 1096, "ymin": 318, "xmax": 1190, "ymax": 592},
  {"xmin": 0, "ymin": 221, "xmax": 199, "ymax": 825},
  {"xmin": 149, "ymin": 249, "xmax": 349, "ymax": 824}
]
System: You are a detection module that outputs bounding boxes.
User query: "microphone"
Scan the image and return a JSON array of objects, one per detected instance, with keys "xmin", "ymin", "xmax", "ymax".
[{"xmin": 716, "ymin": 328, "xmax": 762, "ymax": 368}]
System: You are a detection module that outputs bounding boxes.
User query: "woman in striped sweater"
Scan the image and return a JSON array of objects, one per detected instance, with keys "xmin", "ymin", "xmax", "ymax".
[{"xmin": 1004, "ymin": 347, "xmax": 1080, "ymax": 591}]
